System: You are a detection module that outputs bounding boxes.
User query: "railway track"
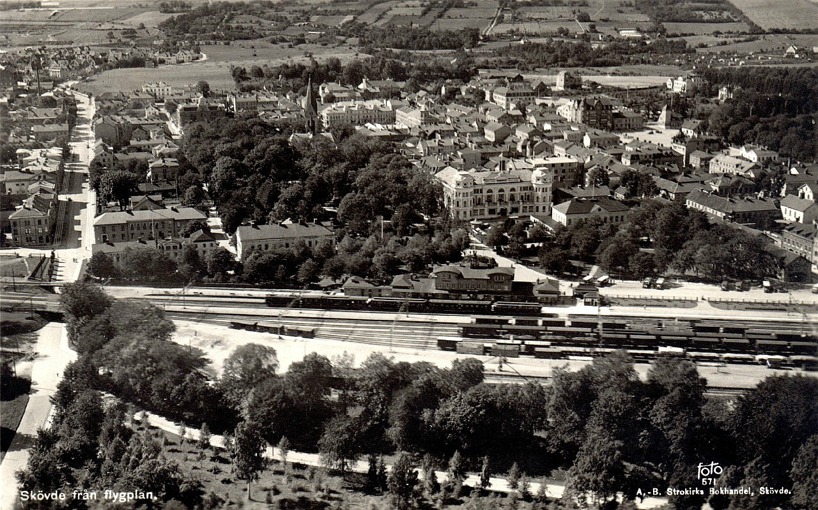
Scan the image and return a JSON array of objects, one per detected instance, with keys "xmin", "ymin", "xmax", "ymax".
[{"xmin": 166, "ymin": 310, "xmax": 461, "ymax": 351}]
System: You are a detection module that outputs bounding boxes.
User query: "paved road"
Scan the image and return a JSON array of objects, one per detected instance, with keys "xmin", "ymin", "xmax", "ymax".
[{"xmin": 0, "ymin": 323, "xmax": 76, "ymax": 510}]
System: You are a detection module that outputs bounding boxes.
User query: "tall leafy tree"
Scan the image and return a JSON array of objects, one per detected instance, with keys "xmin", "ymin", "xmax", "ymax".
[
  {"xmin": 231, "ymin": 420, "xmax": 266, "ymax": 501},
  {"xmin": 220, "ymin": 344, "xmax": 278, "ymax": 408},
  {"xmin": 388, "ymin": 452, "xmax": 420, "ymax": 509},
  {"xmin": 318, "ymin": 414, "xmax": 362, "ymax": 477}
]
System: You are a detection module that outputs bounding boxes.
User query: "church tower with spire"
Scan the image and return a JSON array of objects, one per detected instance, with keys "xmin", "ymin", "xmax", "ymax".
[{"xmin": 302, "ymin": 76, "xmax": 318, "ymax": 134}]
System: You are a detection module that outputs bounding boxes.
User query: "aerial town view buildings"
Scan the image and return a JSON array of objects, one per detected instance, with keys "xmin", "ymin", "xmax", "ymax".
[{"xmin": 1, "ymin": 1, "xmax": 817, "ymax": 509}]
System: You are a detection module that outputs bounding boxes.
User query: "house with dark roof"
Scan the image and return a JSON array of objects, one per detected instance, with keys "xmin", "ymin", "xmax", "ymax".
[
  {"xmin": 432, "ymin": 264, "xmax": 515, "ymax": 294},
  {"xmin": 654, "ymin": 177, "xmax": 705, "ymax": 201},
  {"xmin": 389, "ymin": 274, "xmax": 442, "ymax": 298},
  {"xmin": 342, "ymin": 276, "xmax": 388, "ymax": 297},
  {"xmin": 685, "ymin": 190, "xmax": 780, "ymax": 227},
  {"xmin": 551, "ymin": 197, "xmax": 630, "ymax": 227},
  {"xmin": 235, "ymin": 221, "xmax": 335, "ymax": 260},
  {"xmin": 92, "ymin": 206, "xmax": 207, "ymax": 244}
]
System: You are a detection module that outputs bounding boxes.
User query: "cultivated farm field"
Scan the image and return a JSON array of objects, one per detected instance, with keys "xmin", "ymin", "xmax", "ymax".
[
  {"xmin": 78, "ymin": 64, "xmax": 238, "ymax": 96},
  {"xmin": 120, "ymin": 11, "xmax": 176, "ymax": 28},
  {"xmin": 77, "ymin": 43, "xmax": 365, "ymax": 96},
  {"xmin": 727, "ymin": 0, "xmax": 818, "ymax": 30},
  {"xmin": 663, "ymin": 22, "xmax": 751, "ymax": 34}
]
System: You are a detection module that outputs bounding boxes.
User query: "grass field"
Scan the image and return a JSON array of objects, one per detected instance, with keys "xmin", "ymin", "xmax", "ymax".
[
  {"xmin": 120, "ymin": 11, "xmax": 177, "ymax": 28},
  {"xmin": 727, "ymin": 0, "xmax": 818, "ymax": 30},
  {"xmin": 493, "ymin": 20, "xmax": 582, "ymax": 34},
  {"xmin": 583, "ymin": 74, "xmax": 671, "ymax": 88},
  {"xmin": 663, "ymin": 21, "xmax": 751, "ymax": 34},
  {"xmin": 430, "ymin": 17, "xmax": 491, "ymax": 30},
  {"xmin": 78, "ymin": 44, "xmax": 365, "ymax": 96},
  {"xmin": 516, "ymin": 5, "xmax": 580, "ymax": 19},
  {"xmin": 0, "ymin": 393, "xmax": 30, "ymax": 461},
  {"xmin": 356, "ymin": 0, "xmax": 400, "ymax": 24},
  {"xmin": 693, "ymin": 34, "xmax": 818, "ymax": 53},
  {"xmin": 0, "ymin": 257, "xmax": 29, "ymax": 279}
]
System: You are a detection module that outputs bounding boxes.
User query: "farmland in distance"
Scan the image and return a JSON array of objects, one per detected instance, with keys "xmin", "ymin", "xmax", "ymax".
[{"xmin": 726, "ymin": 0, "xmax": 818, "ymax": 30}]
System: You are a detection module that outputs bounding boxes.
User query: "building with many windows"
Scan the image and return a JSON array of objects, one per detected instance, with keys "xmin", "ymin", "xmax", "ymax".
[
  {"xmin": 92, "ymin": 206, "xmax": 207, "ymax": 244},
  {"xmin": 432, "ymin": 264, "xmax": 515, "ymax": 294},
  {"xmin": 780, "ymin": 223, "xmax": 816, "ymax": 267},
  {"xmin": 685, "ymin": 190, "xmax": 780, "ymax": 226},
  {"xmin": 435, "ymin": 157, "xmax": 583, "ymax": 221},
  {"xmin": 436, "ymin": 161, "xmax": 550, "ymax": 220},
  {"xmin": 235, "ymin": 221, "xmax": 335, "ymax": 260},
  {"xmin": 557, "ymin": 97, "xmax": 615, "ymax": 130},
  {"xmin": 319, "ymin": 100, "xmax": 395, "ymax": 128},
  {"xmin": 142, "ymin": 81, "xmax": 173, "ymax": 98},
  {"xmin": 487, "ymin": 84, "xmax": 538, "ymax": 110},
  {"xmin": 9, "ymin": 194, "xmax": 56, "ymax": 247},
  {"xmin": 551, "ymin": 197, "xmax": 630, "ymax": 227}
]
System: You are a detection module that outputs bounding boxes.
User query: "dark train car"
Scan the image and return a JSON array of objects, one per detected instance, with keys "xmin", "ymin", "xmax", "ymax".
[
  {"xmin": 493, "ymin": 302, "xmax": 542, "ymax": 316},
  {"xmin": 790, "ymin": 340, "xmax": 818, "ymax": 354},
  {"xmin": 722, "ymin": 338, "xmax": 752, "ymax": 351},
  {"xmin": 462, "ymin": 324, "xmax": 502, "ymax": 337},
  {"xmin": 265, "ymin": 295, "xmax": 296, "ymax": 307},
  {"xmin": 600, "ymin": 332, "xmax": 629, "ymax": 348},
  {"xmin": 568, "ymin": 320, "xmax": 598, "ymax": 329},
  {"xmin": 428, "ymin": 299, "xmax": 493, "ymax": 315},
  {"xmin": 514, "ymin": 318, "xmax": 540, "ymax": 327},
  {"xmin": 492, "ymin": 342, "xmax": 521, "ymax": 358},
  {"xmin": 230, "ymin": 320, "xmax": 259, "ymax": 331},
  {"xmin": 756, "ymin": 340, "xmax": 790, "ymax": 353},
  {"xmin": 601, "ymin": 320, "xmax": 628, "ymax": 330},
  {"xmin": 569, "ymin": 335, "xmax": 600, "ymax": 346},
  {"xmin": 283, "ymin": 326, "xmax": 316, "ymax": 338},
  {"xmin": 504, "ymin": 324, "xmax": 543, "ymax": 336},
  {"xmin": 691, "ymin": 336, "xmax": 721, "ymax": 350},
  {"xmin": 541, "ymin": 319, "xmax": 567, "ymax": 328},
  {"xmin": 475, "ymin": 317, "xmax": 511, "ymax": 325},
  {"xmin": 659, "ymin": 335, "xmax": 690, "ymax": 347},
  {"xmin": 629, "ymin": 334, "xmax": 658, "ymax": 347},
  {"xmin": 548, "ymin": 326, "xmax": 594, "ymax": 337},
  {"xmin": 776, "ymin": 333, "xmax": 813, "ymax": 343},
  {"xmin": 534, "ymin": 347, "xmax": 564, "ymax": 359},
  {"xmin": 437, "ymin": 336, "xmax": 461, "ymax": 351},
  {"xmin": 457, "ymin": 341, "xmax": 489, "ymax": 355},
  {"xmin": 368, "ymin": 297, "xmax": 426, "ymax": 311},
  {"xmin": 790, "ymin": 355, "xmax": 818, "ymax": 370},
  {"xmin": 521, "ymin": 340, "xmax": 552, "ymax": 355},
  {"xmin": 255, "ymin": 323, "xmax": 281, "ymax": 334}
]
